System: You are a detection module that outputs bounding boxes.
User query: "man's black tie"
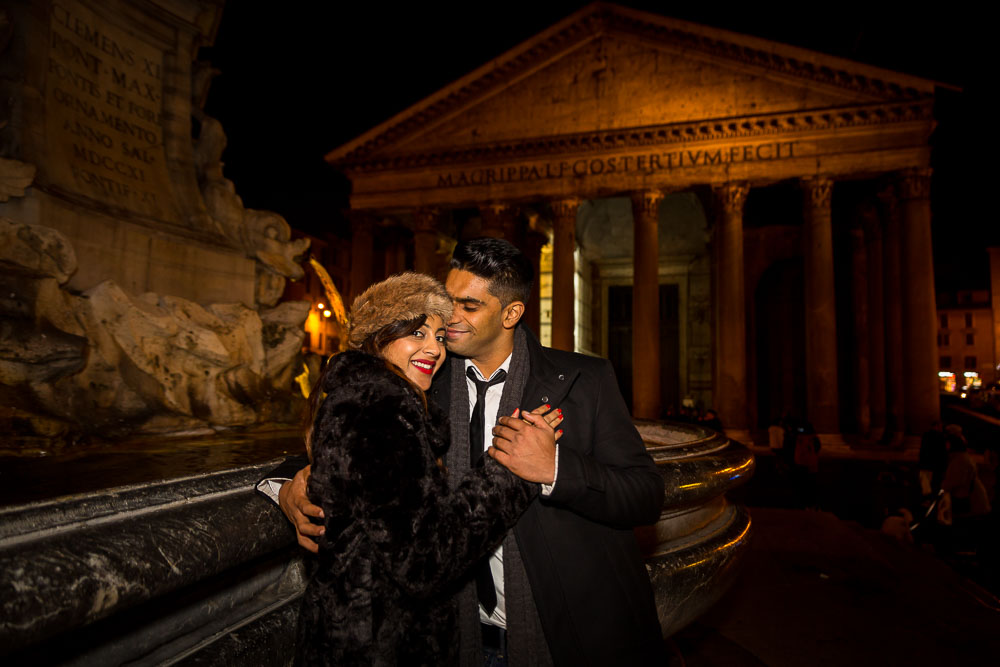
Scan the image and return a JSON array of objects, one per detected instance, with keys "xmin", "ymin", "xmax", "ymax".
[{"xmin": 467, "ymin": 366, "xmax": 507, "ymax": 615}]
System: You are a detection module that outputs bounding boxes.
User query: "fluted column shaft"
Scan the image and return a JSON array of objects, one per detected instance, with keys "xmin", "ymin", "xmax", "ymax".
[
  {"xmin": 879, "ymin": 186, "xmax": 905, "ymax": 439},
  {"xmin": 413, "ymin": 208, "xmax": 440, "ymax": 278},
  {"xmin": 802, "ymin": 177, "xmax": 839, "ymax": 433},
  {"xmin": 349, "ymin": 212, "xmax": 375, "ymax": 302},
  {"xmin": 899, "ymin": 168, "xmax": 940, "ymax": 433},
  {"xmin": 550, "ymin": 199, "xmax": 579, "ymax": 351},
  {"xmin": 861, "ymin": 204, "xmax": 887, "ymax": 436},
  {"xmin": 522, "ymin": 215, "xmax": 548, "ymax": 335},
  {"xmin": 480, "ymin": 203, "xmax": 516, "ymax": 240},
  {"xmin": 630, "ymin": 191, "xmax": 663, "ymax": 419},
  {"xmin": 849, "ymin": 224, "xmax": 871, "ymax": 435},
  {"xmin": 714, "ymin": 182, "xmax": 749, "ymax": 433}
]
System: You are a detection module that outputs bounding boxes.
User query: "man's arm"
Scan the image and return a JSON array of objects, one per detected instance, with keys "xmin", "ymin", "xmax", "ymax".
[{"xmin": 256, "ymin": 455, "xmax": 324, "ymax": 553}]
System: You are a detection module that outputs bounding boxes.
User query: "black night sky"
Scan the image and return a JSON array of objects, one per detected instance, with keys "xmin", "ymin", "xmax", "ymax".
[{"xmin": 199, "ymin": 2, "xmax": 990, "ymax": 291}]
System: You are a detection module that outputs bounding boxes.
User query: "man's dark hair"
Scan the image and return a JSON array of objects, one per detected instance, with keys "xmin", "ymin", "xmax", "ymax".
[{"xmin": 450, "ymin": 237, "xmax": 533, "ymax": 306}]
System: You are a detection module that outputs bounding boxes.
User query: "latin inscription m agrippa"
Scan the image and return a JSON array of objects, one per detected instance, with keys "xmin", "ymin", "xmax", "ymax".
[
  {"xmin": 44, "ymin": 1, "xmax": 171, "ymax": 218},
  {"xmin": 436, "ymin": 140, "xmax": 798, "ymax": 188}
]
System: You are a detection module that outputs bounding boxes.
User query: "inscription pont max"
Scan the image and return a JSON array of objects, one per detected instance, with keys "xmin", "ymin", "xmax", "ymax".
[{"xmin": 44, "ymin": 1, "xmax": 172, "ymax": 219}]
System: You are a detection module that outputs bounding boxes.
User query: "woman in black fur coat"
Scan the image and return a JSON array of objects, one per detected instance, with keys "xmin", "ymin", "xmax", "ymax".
[{"xmin": 296, "ymin": 273, "xmax": 555, "ymax": 666}]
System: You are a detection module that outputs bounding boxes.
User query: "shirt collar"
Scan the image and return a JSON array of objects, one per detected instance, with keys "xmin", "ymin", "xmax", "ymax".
[{"xmin": 464, "ymin": 353, "xmax": 512, "ymax": 382}]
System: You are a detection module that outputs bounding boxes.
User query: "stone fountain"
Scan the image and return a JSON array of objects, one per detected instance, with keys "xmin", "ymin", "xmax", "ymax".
[{"xmin": 0, "ymin": 0, "xmax": 309, "ymax": 442}]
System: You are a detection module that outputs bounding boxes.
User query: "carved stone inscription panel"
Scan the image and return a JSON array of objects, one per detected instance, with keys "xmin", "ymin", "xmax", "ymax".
[{"xmin": 44, "ymin": 1, "xmax": 173, "ymax": 219}]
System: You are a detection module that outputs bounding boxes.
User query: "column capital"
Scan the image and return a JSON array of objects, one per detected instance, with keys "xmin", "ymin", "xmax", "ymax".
[
  {"xmin": 349, "ymin": 210, "xmax": 378, "ymax": 234},
  {"xmin": 801, "ymin": 176, "xmax": 834, "ymax": 210},
  {"xmin": 629, "ymin": 190, "xmax": 664, "ymax": 219},
  {"xmin": 713, "ymin": 181, "xmax": 750, "ymax": 214},
  {"xmin": 550, "ymin": 198, "xmax": 580, "ymax": 221},
  {"xmin": 897, "ymin": 168, "xmax": 932, "ymax": 201},
  {"xmin": 412, "ymin": 207, "xmax": 441, "ymax": 233},
  {"xmin": 480, "ymin": 202, "xmax": 517, "ymax": 238}
]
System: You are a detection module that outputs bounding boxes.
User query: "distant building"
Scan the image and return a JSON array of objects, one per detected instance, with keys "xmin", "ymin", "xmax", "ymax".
[{"xmin": 936, "ymin": 290, "xmax": 995, "ymax": 391}]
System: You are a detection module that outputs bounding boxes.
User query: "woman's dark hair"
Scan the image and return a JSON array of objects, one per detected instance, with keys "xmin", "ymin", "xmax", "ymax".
[{"xmin": 450, "ymin": 237, "xmax": 533, "ymax": 306}]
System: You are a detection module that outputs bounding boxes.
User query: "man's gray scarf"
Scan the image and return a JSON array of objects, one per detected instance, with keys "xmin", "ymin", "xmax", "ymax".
[{"xmin": 447, "ymin": 326, "xmax": 553, "ymax": 666}]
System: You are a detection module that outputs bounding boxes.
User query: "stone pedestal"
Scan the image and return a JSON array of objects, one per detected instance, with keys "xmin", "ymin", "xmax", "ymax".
[
  {"xmin": 0, "ymin": 1, "xmax": 309, "ymax": 439},
  {"xmin": 631, "ymin": 191, "xmax": 663, "ymax": 419}
]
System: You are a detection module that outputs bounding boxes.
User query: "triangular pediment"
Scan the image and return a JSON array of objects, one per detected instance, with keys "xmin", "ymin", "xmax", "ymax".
[{"xmin": 327, "ymin": 3, "xmax": 937, "ymax": 169}]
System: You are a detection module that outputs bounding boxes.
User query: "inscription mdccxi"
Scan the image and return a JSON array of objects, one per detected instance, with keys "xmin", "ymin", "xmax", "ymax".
[
  {"xmin": 44, "ymin": 1, "xmax": 170, "ymax": 218},
  {"xmin": 437, "ymin": 140, "xmax": 798, "ymax": 188}
]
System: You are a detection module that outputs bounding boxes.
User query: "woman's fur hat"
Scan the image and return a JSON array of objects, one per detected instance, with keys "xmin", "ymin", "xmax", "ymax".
[{"xmin": 348, "ymin": 272, "xmax": 452, "ymax": 350}]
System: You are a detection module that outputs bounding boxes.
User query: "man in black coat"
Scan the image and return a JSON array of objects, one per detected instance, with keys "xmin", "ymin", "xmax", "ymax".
[{"xmin": 269, "ymin": 238, "xmax": 665, "ymax": 665}]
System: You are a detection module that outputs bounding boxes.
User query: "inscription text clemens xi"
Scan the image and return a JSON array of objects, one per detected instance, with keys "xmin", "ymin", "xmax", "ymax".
[{"xmin": 45, "ymin": 1, "xmax": 171, "ymax": 218}]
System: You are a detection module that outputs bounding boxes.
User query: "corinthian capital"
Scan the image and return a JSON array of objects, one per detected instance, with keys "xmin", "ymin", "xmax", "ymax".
[
  {"xmin": 801, "ymin": 176, "xmax": 834, "ymax": 210},
  {"xmin": 713, "ymin": 181, "xmax": 749, "ymax": 215},
  {"xmin": 629, "ymin": 190, "xmax": 664, "ymax": 221},
  {"xmin": 897, "ymin": 168, "xmax": 932, "ymax": 200},
  {"xmin": 412, "ymin": 207, "xmax": 441, "ymax": 233},
  {"xmin": 549, "ymin": 198, "xmax": 580, "ymax": 223}
]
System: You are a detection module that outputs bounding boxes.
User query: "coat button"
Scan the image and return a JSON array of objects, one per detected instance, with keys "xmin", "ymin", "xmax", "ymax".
[
  {"xmin": 558, "ymin": 374, "xmax": 565, "ymax": 381},
  {"xmin": 540, "ymin": 396, "xmax": 549, "ymax": 403}
]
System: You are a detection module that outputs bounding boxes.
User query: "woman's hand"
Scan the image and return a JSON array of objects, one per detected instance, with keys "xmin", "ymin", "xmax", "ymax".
[{"xmin": 526, "ymin": 403, "xmax": 564, "ymax": 440}]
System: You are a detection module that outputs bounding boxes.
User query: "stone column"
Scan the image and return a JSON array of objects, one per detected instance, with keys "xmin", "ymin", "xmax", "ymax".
[
  {"xmin": 713, "ymin": 182, "xmax": 750, "ymax": 436},
  {"xmin": 523, "ymin": 212, "xmax": 549, "ymax": 335},
  {"xmin": 412, "ymin": 208, "xmax": 440, "ymax": 278},
  {"xmin": 550, "ymin": 199, "xmax": 579, "ymax": 352},
  {"xmin": 801, "ymin": 177, "xmax": 839, "ymax": 434},
  {"xmin": 480, "ymin": 203, "xmax": 516, "ymax": 240},
  {"xmin": 630, "ymin": 190, "xmax": 663, "ymax": 419},
  {"xmin": 849, "ymin": 222, "xmax": 871, "ymax": 436},
  {"xmin": 860, "ymin": 202, "xmax": 887, "ymax": 438},
  {"xmin": 989, "ymin": 248, "xmax": 1000, "ymax": 385},
  {"xmin": 879, "ymin": 185, "xmax": 906, "ymax": 442},
  {"xmin": 349, "ymin": 212, "xmax": 375, "ymax": 302},
  {"xmin": 898, "ymin": 168, "xmax": 940, "ymax": 433}
]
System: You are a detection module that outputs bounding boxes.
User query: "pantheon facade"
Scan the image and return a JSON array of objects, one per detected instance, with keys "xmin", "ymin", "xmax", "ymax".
[{"xmin": 324, "ymin": 4, "xmax": 940, "ymax": 444}]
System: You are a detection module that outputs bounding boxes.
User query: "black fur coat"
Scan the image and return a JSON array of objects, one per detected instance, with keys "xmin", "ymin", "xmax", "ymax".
[{"xmin": 296, "ymin": 351, "xmax": 536, "ymax": 666}]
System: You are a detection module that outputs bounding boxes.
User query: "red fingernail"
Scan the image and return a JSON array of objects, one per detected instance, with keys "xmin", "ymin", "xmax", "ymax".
[
  {"xmin": 544, "ymin": 404, "xmax": 551, "ymax": 409},
  {"xmin": 557, "ymin": 429, "xmax": 563, "ymax": 435},
  {"xmin": 557, "ymin": 409, "xmax": 562, "ymax": 415}
]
